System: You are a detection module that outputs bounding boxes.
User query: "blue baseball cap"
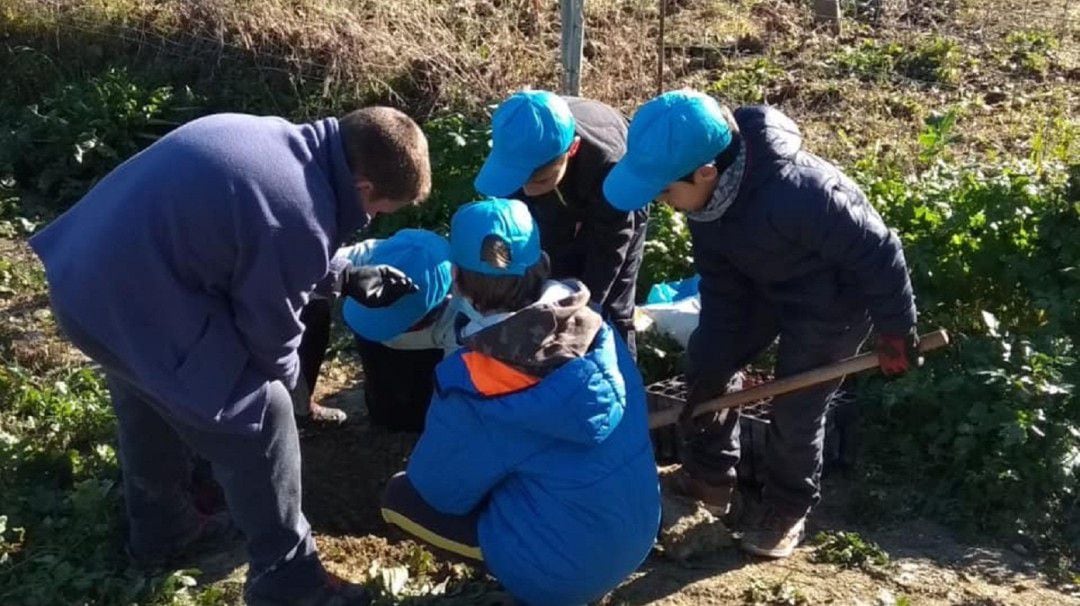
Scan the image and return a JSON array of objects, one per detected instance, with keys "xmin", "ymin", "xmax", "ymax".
[
  {"xmin": 603, "ymin": 90, "xmax": 733, "ymax": 212},
  {"xmin": 450, "ymin": 198, "xmax": 541, "ymax": 276},
  {"xmin": 342, "ymin": 229, "xmax": 452, "ymax": 342},
  {"xmin": 474, "ymin": 91, "xmax": 577, "ymax": 197}
]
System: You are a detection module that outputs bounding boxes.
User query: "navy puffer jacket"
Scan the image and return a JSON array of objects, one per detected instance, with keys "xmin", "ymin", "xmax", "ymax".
[{"xmin": 688, "ymin": 106, "xmax": 916, "ymax": 336}]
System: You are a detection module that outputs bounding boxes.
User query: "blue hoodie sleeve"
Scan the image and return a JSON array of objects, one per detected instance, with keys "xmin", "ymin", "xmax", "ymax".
[
  {"xmin": 406, "ymin": 391, "xmax": 509, "ymax": 515},
  {"xmin": 231, "ymin": 219, "xmax": 331, "ymax": 390}
]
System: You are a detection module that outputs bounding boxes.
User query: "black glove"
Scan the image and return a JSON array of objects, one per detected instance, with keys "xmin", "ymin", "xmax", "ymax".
[{"xmin": 341, "ymin": 265, "xmax": 419, "ymax": 308}]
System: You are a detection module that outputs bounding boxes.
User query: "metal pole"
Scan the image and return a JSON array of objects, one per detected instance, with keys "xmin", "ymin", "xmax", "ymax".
[
  {"xmin": 814, "ymin": 0, "xmax": 842, "ymax": 34},
  {"xmin": 560, "ymin": 0, "xmax": 585, "ymax": 95},
  {"xmin": 1062, "ymin": 0, "xmax": 1072, "ymax": 40},
  {"xmin": 657, "ymin": 0, "xmax": 666, "ymax": 95}
]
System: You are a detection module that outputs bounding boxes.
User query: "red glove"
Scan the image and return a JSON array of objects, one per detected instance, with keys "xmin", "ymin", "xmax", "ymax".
[{"xmin": 876, "ymin": 331, "xmax": 921, "ymax": 376}]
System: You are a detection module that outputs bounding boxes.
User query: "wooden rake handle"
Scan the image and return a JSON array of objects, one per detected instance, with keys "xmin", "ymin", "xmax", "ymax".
[{"xmin": 648, "ymin": 329, "xmax": 950, "ymax": 430}]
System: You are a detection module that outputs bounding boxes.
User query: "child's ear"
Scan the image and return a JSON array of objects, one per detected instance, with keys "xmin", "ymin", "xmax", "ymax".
[
  {"xmin": 694, "ymin": 164, "xmax": 719, "ymax": 185},
  {"xmin": 356, "ymin": 179, "xmax": 376, "ymax": 202},
  {"xmin": 567, "ymin": 137, "xmax": 582, "ymax": 158}
]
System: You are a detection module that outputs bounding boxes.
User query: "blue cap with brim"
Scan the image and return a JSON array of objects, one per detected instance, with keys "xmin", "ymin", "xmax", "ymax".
[
  {"xmin": 603, "ymin": 90, "xmax": 733, "ymax": 212},
  {"xmin": 474, "ymin": 90, "xmax": 576, "ymax": 197},
  {"xmin": 450, "ymin": 198, "xmax": 540, "ymax": 277},
  {"xmin": 342, "ymin": 229, "xmax": 452, "ymax": 342}
]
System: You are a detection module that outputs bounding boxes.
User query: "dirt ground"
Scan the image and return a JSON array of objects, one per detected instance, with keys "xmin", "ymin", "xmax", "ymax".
[{"xmin": 295, "ymin": 362, "xmax": 1080, "ymax": 606}]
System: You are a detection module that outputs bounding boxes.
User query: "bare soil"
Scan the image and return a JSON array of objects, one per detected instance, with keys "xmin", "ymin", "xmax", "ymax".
[{"xmin": 298, "ymin": 370, "xmax": 1080, "ymax": 605}]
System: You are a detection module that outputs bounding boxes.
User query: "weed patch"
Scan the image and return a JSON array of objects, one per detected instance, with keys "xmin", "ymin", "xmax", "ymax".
[
  {"xmin": 811, "ymin": 531, "xmax": 890, "ymax": 571},
  {"xmin": 1004, "ymin": 30, "xmax": 1059, "ymax": 77},
  {"xmin": 742, "ymin": 578, "xmax": 809, "ymax": 606},
  {"xmin": 705, "ymin": 57, "xmax": 785, "ymax": 105}
]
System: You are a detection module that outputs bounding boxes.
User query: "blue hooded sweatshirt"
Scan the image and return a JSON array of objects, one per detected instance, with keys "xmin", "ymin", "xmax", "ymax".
[
  {"xmin": 29, "ymin": 113, "xmax": 368, "ymax": 433},
  {"xmin": 406, "ymin": 281, "xmax": 661, "ymax": 606}
]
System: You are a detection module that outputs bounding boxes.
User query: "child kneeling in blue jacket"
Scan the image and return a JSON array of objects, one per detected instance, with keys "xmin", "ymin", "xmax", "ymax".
[{"xmin": 381, "ymin": 198, "xmax": 661, "ymax": 606}]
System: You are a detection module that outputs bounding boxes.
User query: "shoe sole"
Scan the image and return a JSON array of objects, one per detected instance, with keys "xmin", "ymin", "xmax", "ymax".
[{"xmin": 738, "ymin": 529, "xmax": 805, "ymax": 559}]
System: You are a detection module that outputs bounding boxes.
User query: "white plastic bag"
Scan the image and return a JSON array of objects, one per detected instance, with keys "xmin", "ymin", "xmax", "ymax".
[{"xmin": 637, "ymin": 294, "xmax": 701, "ymax": 348}]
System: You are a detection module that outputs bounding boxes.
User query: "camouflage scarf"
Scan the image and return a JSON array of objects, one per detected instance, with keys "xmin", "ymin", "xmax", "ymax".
[{"xmin": 687, "ymin": 143, "xmax": 747, "ymax": 224}]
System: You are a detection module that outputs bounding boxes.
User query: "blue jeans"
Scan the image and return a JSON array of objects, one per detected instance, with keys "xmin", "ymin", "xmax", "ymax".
[
  {"xmin": 685, "ymin": 304, "xmax": 871, "ymax": 519},
  {"xmin": 55, "ymin": 310, "xmax": 325, "ymax": 600}
]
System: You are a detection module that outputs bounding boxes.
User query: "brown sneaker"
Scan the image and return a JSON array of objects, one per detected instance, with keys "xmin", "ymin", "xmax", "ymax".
[
  {"xmin": 660, "ymin": 466, "xmax": 735, "ymax": 515},
  {"xmin": 739, "ymin": 515, "xmax": 806, "ymax": 559}
]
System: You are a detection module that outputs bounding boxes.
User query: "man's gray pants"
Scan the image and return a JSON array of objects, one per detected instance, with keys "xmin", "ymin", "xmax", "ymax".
[
  {"xmin": 684, "ymin": 302, "xmax": 871, "ymax": 520},
  {"xmin": 56, "ymin": 311, "xmax": 324, "ymax": 601}
]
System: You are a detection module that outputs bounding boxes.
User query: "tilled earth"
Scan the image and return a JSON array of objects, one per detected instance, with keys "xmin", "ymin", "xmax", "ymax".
[{"xmin": 297, "ymin": 366, "xmax": 1079, "ymax": 605}]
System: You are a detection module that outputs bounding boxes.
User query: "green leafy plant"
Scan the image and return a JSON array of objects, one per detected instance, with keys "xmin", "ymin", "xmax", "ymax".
[
  {"xmin": 1005, "ymin": 30, "xmax": 1059, "ymax": 77},
  {"xmin": 0, "ymin": 257, "xmax": 44, "ymax": 298},
  {"xmin": 897, "ymin": 36, "xmax": 963, "ymax": 84},
  {"xmin": 705, "ymin": 57, "xmax": 785, "ymax": 105},
  {"xmin": 637, "ymin": 329, "xmax": 685, "ymax": 385},
  {"xmin": 811, "ymin": 531, "xmax": 890, "ymax": 571},
  {"xmin": 361, "ymin": 544, "xmax": 497, "ymax": 604},
  {"xmin": 742, "ymin": 578, "xmax": 809, "ymax": 606},
  {"xmin": 854, "ymin": 150, "xmax": 1079, "ymax": 570},
  {"xmin": 0, "ymin": 58, "xmax": 202, "ymax": 222},
  {"xmin": 639, "ymin": 203, "xmax": 695, "ymax": 301},
  {"xmin": 831, "ymin": 40, "xmax": 905, "ymax": 82},
  {"xmin": 916, "ymin": 108, "xmax": 960, "ymax": 165}
]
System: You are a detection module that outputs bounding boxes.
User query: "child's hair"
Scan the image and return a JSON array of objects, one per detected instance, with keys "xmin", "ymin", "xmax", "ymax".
[
  {"xmin": 339, "ymin": 107, "xmax": 432, "ymax": 205},
  {"xmin": 456, "ymin": 235, "xmax": 549, "ymax": 314}
]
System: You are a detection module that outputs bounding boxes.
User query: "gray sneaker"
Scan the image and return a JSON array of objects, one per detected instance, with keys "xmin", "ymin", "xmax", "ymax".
[{"xmin": 739, "ymin": 515, "xmax": 806, "ymax": 559}]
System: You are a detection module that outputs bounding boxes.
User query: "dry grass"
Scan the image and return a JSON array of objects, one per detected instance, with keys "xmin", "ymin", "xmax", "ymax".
[
  {"xmin": 2, "ymin": 0, "xmax": 780, "ymax": 115},
  {"xmin": 3, "ymin": 0, "xmax": 1076, "ymax": 166}
]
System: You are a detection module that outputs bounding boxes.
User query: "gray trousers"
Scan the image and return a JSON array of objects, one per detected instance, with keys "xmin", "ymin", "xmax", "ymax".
[
  {"xmin": 685, "ymin": 303, "xmax": 871, "ymax": 519},
  {"xmin": 55, "ymin": 310, "xmax": 324, "ymax": 600}
]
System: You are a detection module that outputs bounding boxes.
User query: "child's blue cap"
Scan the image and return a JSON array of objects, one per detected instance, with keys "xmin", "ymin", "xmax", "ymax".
[
  {"xmin": 450, "ymin": 198, "xmax": 541, "ymax": 276},
  {"xmin": 603, "ymin": 90, "xmax": 733, "ymax": 212},
  {"xmin": 342, "ymin": 229, "xmax": 452, "ymax": 342},
  {"xmin": 474, "ymin": 91, "xmax": 577, "ymax": 197}
]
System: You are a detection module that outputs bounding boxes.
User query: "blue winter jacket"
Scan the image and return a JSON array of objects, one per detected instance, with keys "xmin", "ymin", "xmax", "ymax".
[
  {"xmin": 689, "ymin": 106, "xmax": 917, "ymax": 337},
  {"xmin": 407, "ymin": 314, "xmax": 660, "ymax": 605},
  {"xmin": 30, "ymin": 114, "xmax": 368, "ymax": 432}
]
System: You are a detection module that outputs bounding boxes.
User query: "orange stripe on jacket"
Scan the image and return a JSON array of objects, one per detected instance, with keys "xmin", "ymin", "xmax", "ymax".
[{"xmin": 460, "ymin": 351, "xmax": 540, "ymax": 397}]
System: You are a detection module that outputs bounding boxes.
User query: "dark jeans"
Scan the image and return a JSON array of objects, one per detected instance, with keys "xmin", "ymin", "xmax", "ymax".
[
  {"xmin": 381, "ymin": 472, "xmax": 483, "ymax": 563},
  {"xmin": 55, "ymin": 311, "xmax": 326, "ymax": 600},
  {"xmin": 355, "ymin": 336, "xmax": 442, "ymax": 432},
  {"xmin": 297, "ymin": 298, "xmax": 332, "ymax": 398},
  {"xmin": 684, "ymin": 304, "xmax": 871, "ymax": 519}
]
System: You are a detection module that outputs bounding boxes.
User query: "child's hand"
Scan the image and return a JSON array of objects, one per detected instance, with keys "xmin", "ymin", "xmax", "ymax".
[
  {"xmin": 875, "ymin": 331, "xmax": 921, "ymax": 376},
  {"xmin": 342, "ymin": 265, "xmax": 419, "ymax": 308}
]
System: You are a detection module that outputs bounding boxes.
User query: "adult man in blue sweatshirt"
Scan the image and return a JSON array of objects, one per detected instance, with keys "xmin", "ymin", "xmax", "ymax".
[{"xmin": 30, "ymin": 107, "xmax": 431, "ymax": 605}]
